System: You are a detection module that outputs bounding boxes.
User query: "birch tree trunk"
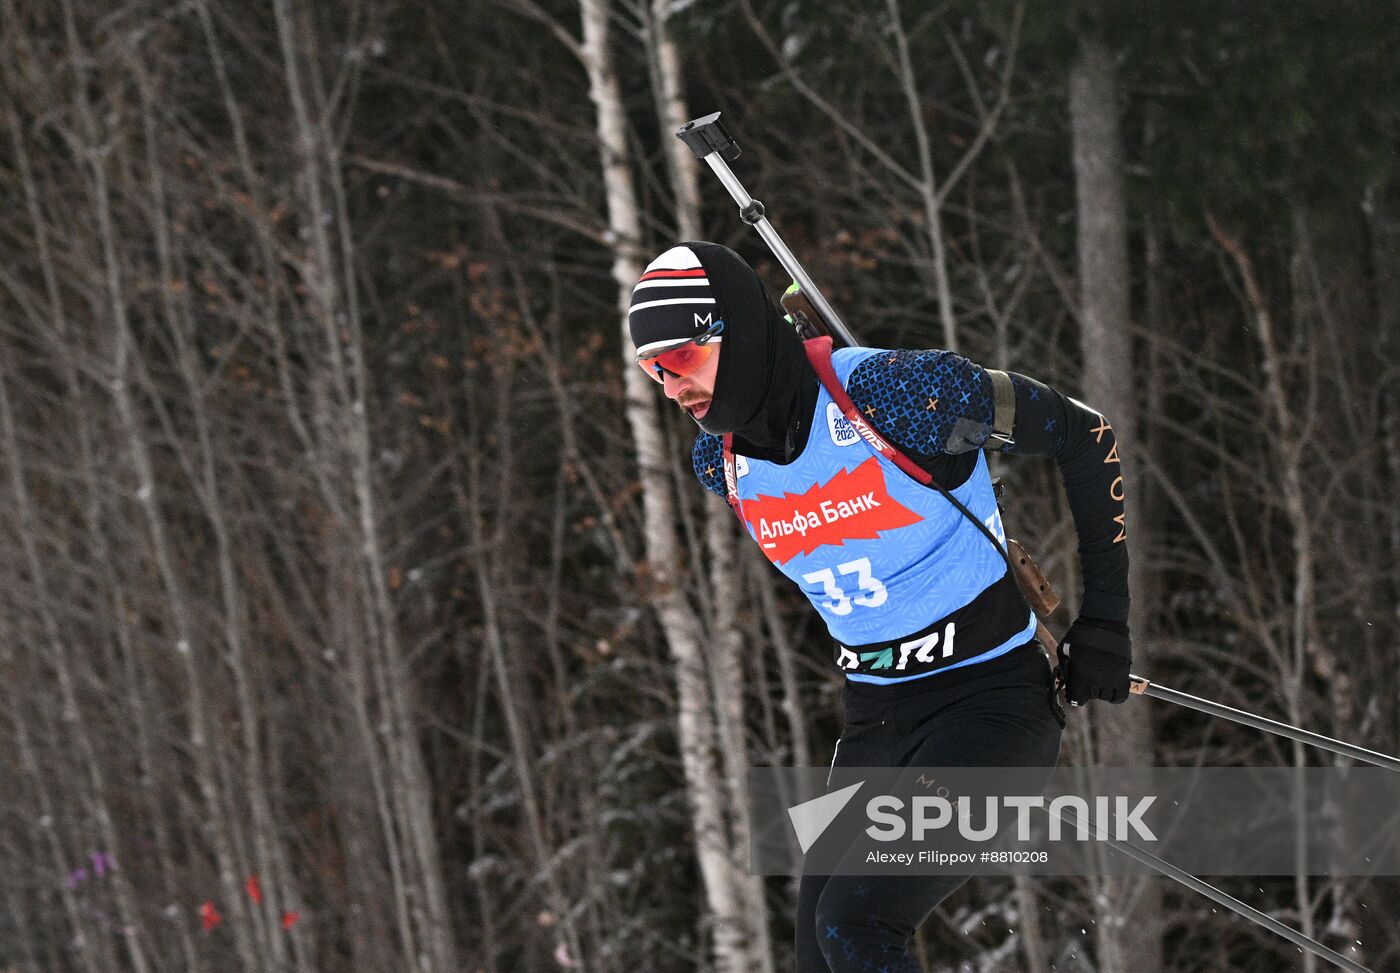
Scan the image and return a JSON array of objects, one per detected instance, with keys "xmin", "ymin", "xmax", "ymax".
[
  {"xmin": 56, "ymin": 2, "xmax": 257, "ymax": 966},
  {"xmin": 649, "ymin": 1, "xmax": 775, "ymax": 965},
  {"xmin": 1, "ymin": 77, "xmax": 147, "ymax": 973},
  {"xmin": 1205, "ymin": 211, "xmax": 1332, "ymax": 973},
  {"xmin": 137, "ymin": 71, "xmax": 303, "ymax": 968},
  {"xmin": 458, "ymin": 422, "xmax": 589, "ymax": 970},
  {"xmin": 1068, "ymin": 33, "xmax": 1164, "ymax": 973},
  {"xmin": 579, "ymin": 0, "xmax": 769, "ymax": 967},
  {"xmin": 264, "ymin": 4, "xmax": 461, "ymax": 968},
  {"xmin": 886, "ymin": 0, "xmax": 959, "ymax": 352}
]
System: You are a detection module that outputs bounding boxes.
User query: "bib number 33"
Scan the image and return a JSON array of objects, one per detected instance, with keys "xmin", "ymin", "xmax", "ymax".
[{"xmin": 802, "ymin": 557, "xmax": 887, "ymax": 616}]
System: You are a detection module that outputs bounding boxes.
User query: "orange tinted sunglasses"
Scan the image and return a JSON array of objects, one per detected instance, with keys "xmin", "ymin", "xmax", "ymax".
[{"xmin": 636, "ymin": 320, "xmax": 724, "ymax": 383}]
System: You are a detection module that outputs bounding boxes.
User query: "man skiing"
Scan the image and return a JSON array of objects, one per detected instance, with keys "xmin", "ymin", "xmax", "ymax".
[{"xmin": 630, "ymin": 241, "xmax": 1132, "ymax": 972}]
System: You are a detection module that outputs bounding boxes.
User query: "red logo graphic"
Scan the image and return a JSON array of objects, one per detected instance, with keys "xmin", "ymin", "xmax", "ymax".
[{"xmin": 743, "ymin": 457, "xmax": 921, "ymax": 564}]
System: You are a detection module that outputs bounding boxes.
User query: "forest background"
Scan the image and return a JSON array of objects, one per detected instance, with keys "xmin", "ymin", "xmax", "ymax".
[{"xmin": 1, "ymin": 1, "xmax": 1398, "ymax": 971}]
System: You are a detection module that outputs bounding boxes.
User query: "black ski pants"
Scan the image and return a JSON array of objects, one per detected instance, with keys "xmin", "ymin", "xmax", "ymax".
[{"xmin": 795, "ymin": 640, "xmax": 1064, "ymax": 972}]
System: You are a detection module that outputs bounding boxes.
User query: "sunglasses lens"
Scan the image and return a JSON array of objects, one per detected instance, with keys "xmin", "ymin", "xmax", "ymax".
[
  {"xmin": 637, "ymin": 341, "xmax": 714, "ymax": 383},
  {"xmin": 661, "ymin": 343, "xmax": 707, "ymax": 375}
]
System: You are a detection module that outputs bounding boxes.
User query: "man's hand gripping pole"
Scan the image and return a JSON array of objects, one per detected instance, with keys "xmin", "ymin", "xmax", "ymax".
[{"xmin": 676, "ymin": 112, "xmax": 860, "ymax": 349}]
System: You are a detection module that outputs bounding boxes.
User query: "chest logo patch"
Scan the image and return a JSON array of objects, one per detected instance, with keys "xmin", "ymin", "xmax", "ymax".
[
  {"xmin": 826, "ymin": 402, "xmax": 859, "ymax": 447},
  {"xmin": 743, "ymin": 456, "xmax": 922, "ymax": 564}
]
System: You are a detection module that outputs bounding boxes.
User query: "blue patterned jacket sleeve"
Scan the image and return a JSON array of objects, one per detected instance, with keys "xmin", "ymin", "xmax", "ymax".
[
  {"xmin": 844, "ymin": 348, "xmax": 995, "ymax": 457},
  {"xmin": 691, "ymin": 432, "xmax": 727, "ymax": 499}
]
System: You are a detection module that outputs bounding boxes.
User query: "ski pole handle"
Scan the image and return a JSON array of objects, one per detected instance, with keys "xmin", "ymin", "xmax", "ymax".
[{"xmin": 676, "ymin": 112, "xmax": 860, "ymax": 348}]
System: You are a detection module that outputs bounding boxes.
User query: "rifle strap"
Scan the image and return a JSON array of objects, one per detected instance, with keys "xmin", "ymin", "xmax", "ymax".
[
  {"xmin": 721, "ymin": 432, "xmax": 742, "ymax": 517},
  {"xmin": 720, "ymin": 337, "xmax": 1016, "ymax": 580},
  {"xmin": 985, "ymin": 369, "xmax": 1016, "ymax": 451}
]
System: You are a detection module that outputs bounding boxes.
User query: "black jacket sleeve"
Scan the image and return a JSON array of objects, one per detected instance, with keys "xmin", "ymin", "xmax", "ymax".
[{"xmin": 1002, "ymin": 371, "xmax": 1130, "ymax": 628}]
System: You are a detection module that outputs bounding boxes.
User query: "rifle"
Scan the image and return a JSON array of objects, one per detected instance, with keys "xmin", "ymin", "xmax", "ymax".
[{"xmin": 676, "ymin": 112, "xmax": 858, "ymax": 349}]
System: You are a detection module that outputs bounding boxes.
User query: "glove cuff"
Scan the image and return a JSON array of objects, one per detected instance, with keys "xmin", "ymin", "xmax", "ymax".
[
  {"xmin": 1065, "ymin": 617, "xmax": 1131, "ymax": 658},
  {"xmin": 1079, "ymin": 614, "xmax": 1129, "ymax": 637}
]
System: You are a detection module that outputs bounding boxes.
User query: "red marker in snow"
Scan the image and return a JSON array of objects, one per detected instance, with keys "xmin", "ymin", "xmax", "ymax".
[{"xmin": 200, "ymin": 902, "xmax": 222, "ymax": 931}]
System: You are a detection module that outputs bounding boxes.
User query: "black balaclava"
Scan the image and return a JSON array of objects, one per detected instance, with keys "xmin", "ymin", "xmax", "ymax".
[{"xmin": 629, "ymin": 242, "xmax": 818, "ymax": 462}]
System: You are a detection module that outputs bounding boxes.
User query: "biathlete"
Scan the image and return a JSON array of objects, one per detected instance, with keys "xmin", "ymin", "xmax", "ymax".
[{"xmin": 628, "ymin": 241, "xmax": 1132, "ymax": 972}]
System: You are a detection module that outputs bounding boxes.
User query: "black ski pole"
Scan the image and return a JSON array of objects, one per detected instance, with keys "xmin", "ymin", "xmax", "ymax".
[
  {"xmin": 676, "ymin": 111, "xmax": 861, "ymax": 349},
  {"xmin": 1051, "ymin": 805, "xmax": 1372, "ymax": 973},
  {"xmin": 1128, "ymin": 675, "xmax": 1400, "ymax": 773}
]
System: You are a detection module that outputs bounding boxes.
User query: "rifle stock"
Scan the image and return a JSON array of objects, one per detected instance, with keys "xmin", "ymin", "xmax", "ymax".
[{"xmin": 780, "ymin": 282, "xmax": 829, "ymax": 341}]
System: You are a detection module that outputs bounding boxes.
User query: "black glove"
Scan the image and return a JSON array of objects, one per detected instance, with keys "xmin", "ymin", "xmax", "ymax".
[{"xmin": 1059, "ymin": 616, "xmax": 1132, "ymax": 705}]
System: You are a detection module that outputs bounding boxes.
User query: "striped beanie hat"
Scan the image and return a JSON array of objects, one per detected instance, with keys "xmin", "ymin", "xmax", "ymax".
[
  {"xmin": 628, "ymin": 241, "xmax": 802, "ymax": 440},
  {"xmin": 628, "ymin": 245, "xmax": 723, "ymax": 357}
]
